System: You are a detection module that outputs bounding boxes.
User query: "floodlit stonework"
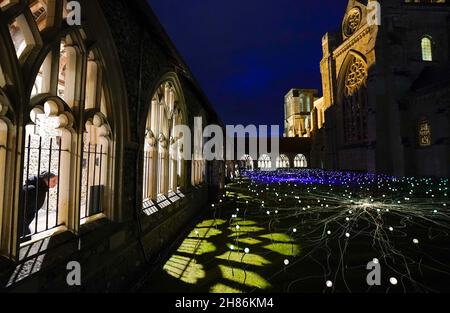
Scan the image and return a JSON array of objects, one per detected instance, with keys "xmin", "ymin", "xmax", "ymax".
[
  {"xmin": 0, "ymin": 0, "xmax": 224, "ymax": 291},
  {"xmin": 310, "ymin": 0, "xmax": 450, "ymax": 177}
]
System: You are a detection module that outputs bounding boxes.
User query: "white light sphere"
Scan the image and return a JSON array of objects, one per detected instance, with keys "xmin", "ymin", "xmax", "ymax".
[
  {"xmin": 326, "ymin": 280, "xmax": 333, "ymax": 288},
  {"xmin": 293, "ymin": 228, "xmax": 297, "ymax": 233},
  {"xmin": 244, "ymin": 248, "xmax": 250, "ymax": 254},
  {"xmin": 413, "ymin": 239, "xmax": 419, "ymax": 244},
  {"xmin": 373, "ymin": 258, "xmax": 379, "ymax": 264},
  {"xmin": 230, "ymin": 245, "xmax": 235, "ymax": 250},
  {"xmin": 390, "ymin": 277, "xmax": 398, "ymax": 285},
  {"xmin": 327, "ymin": 230, "xmax": 332, "ymax": 235},
  {"xmin": 284, "ymin": 259, "xmax": 290, "ymax": 266},
  {"xmin": 389, "ymin": 227, "xmax": 394, "ymax": 232},
  {"xmin": 345, "ymin": 233, "xmax": 350, "ymax": 238},
  {"xmin": 236, "ymin": 225, "xmax": 240, "ymax": 230}
]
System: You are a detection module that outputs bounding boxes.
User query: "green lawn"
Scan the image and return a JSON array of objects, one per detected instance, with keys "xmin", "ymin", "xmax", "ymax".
[{"xmin": 141, "ymin": 172, "xmax": 450, "ymax": 293}]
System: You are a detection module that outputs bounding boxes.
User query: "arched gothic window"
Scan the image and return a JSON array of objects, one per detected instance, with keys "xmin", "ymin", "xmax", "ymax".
[
  {"xmin": 294, "ymin": 154, "xmax": 308, "ymax": 168},
  {"xmin": 192, "ymin": 114, "xmax": 205, "ymax": 186},
  {"xmin": 240, "ymin": 154, "xmax": 254, "ymax": 171},
  {"xmin": 143, "ymin": 81, "xmax": 186, "ymax": 211},
  {"xmin": 258, "ymin": 154, "xmax": 272, "ymax": 169},
  {"xmin": 276, "ymin": 155, "xmax": 290, "ymax": 169},
  {"xmin": 342, "ymin": 54, "xmax": 368, "ymax": 144},
  {"xmin": 0, "ymin": 1, "xmax": 117, "ymax": 246},
  {"xmin": 421, "ymin": 36, "xmax": 433, "ymax": 62}
]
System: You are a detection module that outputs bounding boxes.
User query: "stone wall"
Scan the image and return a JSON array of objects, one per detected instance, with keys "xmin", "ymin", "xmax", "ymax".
[
  {"xmin": 0, "ymin": 0, "xmax": 223, "ymax": 291},
  {"xmin": 313, "ymin": 0, "xmax": 450, "ymax": 177}
]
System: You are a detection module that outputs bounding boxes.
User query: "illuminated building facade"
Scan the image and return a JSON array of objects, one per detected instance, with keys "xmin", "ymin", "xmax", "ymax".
[{"xmin": 309, "ymin": 0, "xmax": 450, "ymax": 177}]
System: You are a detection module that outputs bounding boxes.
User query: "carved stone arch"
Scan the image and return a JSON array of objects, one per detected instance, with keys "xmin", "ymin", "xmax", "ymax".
[
  {"xmin": 27, "ymin": 29, "xmax": 86, "ymax": 109},
  {"xmin": 141, "ymin": 72, "xmax": 188, "ymax": 200},
  {"xmin": 337, "ymin": 50, "xmax": 369, "ymax": 145},
  {"xmin": 0, "ymin": 13, "xmax": 25, "ymax": 112},
  {"xmin": 81, "ymin": 0, "xmax": 129, "ymax": 147},
  {"xmin": 337, "ymin": 50, "xmax": 368, "ymax": 102},
  {"xmin": 25, "ymin": 98, "xmax": 77, "ymax": 231},
  {"xmin": 8, "ymin": 7, "xmax": 44, "ymax": 66},
  {"xmin": 82, "ymin": 112, "xmax": 114, "ymax": 220},
  {"xmin": 342, "ymin": 2, "xmax": 368, "ymax": 41},
  {"xmin": 0, "ymin": 88, "xmax": 16, "ymax": 255}
]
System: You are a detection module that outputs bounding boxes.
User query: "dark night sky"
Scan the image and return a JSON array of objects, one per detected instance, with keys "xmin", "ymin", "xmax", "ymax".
[{"xmin": 148, "ymin": 0, "xmax": 348, "ymax": 133}]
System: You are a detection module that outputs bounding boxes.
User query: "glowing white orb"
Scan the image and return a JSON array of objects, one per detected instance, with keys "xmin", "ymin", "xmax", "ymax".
[
  {"xmin": 293, "ymin": 228, "xmax": 297, "ymax": 233},
  {"xmin": 230, "ymin": 245, "xmax": 235, "ymax": 250},
  {"xmin": 389, "ymin": 227, "xmax": 394, "ymax": 232},
  {"xmin": 390, "ymin": 277, "xmax": 398, "ymax": 285},
  {"xmin": 266, "ymin": 211, "xmax": 270, "ymax": 215},
  {"xmin": 326, "ymin": 280, "xmax": 333, "ymax": 288},
  {"xmin": 236, "ymin": 225, "xmax": 240, "ymax": 230},
  {"xmin": 346, "ymin": 217, "xmax": 350, "ymax": 222},
  {"xmin": 345, "ymin": 233, "xmax": 350, "ymax": 238},
  {"xmin": 327, "ymin": 231, "xmax": 332, "ymax": 235},
  {"xmin": 413, "ymin": 239, "xmax": 419, "ymax": 244},
  {"xmin": 373, "ymin": 258, "xmax": 379, "ymax": 264},
  {"xmin": 284, "ymin": 259, "xmax": 290, "ymax": 266},
  {"xmin": 244, "ymin": 248, "xmax": 250, "ymax": 254}
]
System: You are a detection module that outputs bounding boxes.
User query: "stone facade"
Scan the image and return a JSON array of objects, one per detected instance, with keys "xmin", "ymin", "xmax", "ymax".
[
  {"xmin": 284, "ymin": 88, "xmax": 318, "ymax": 138},
  {"xmin": 0, "ymin": 0, "xmax": 224, "ymax": 291},
  {"xmin": 310, "ymin": 0, "xmax": 450, "ymax": 177}
]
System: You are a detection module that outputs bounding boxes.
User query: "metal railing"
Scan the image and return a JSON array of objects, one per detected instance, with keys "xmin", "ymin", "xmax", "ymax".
[
  {"xmin": 81, "ymin": 143, "xmax": 106, "ymax": 219},
  {"xmin": 21, "ymin": 135, "xmax": 63, "ymax": 241}
]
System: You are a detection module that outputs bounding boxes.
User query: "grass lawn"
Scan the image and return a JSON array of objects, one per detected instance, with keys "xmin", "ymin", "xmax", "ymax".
[{"xmin": 141, "ymin": 169, "xmax": 450, "ymax": 293}]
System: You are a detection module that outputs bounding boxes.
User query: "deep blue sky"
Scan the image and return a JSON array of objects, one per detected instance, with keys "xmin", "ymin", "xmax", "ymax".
[{"xmin": 149, "ymin": 0, "xmax": 348, "ymax": 132}]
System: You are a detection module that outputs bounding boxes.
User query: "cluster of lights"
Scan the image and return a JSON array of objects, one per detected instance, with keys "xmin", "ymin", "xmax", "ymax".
[{"xmin": 206, "ymin": 169, "xmax": 449, "ymax": 292}]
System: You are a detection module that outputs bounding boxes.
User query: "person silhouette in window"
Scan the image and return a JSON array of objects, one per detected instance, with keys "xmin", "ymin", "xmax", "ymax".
[{"xmin": 20, "ymin": 171, "xmax": 59, "ymax": 242}]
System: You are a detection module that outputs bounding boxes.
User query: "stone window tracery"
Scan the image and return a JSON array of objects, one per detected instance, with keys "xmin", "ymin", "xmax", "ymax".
[
  {"xmin": 143, "ymin": 81, "xmax": 186, "ymax": 206},
  {"xmin": 276, "ymin": 155, "xmax": 290, "ymax": 169},
  {"xmin": 0, "ymin": 0, "xmax": 117, "ymax": 250},
  {"xmin": 343, "ymin": 7, "xmax": 362, "ymax": 38},
  {"xmin": 258, "ymin": 154, "xmax": 272, "ymax": 169},
  {"xmin": 342, "ymin": 55, "xmax": 368, "ymax": 144},
  {"xmin": 294, "ymin": 154, "xmax": 308, "ymax": 168},
  {"xmin": 345, "ymin": 58, "xmax": 367, "ymax": 97}
]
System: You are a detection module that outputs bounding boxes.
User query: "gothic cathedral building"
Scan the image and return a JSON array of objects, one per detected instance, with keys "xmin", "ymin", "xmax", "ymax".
[{"xmin": 310, "ymin": 0, "xmax": 450, "ymax": 177}]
